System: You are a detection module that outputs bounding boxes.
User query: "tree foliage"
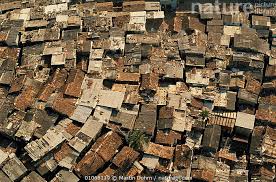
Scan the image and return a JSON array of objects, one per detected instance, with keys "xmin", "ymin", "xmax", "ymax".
[
  {"xmin": 127, "ymin": 130, "xmax": 149, "ymax": 151},
  {"xmin": 200, "ymin": 110, "xmax": 209, "ymax": 118}
]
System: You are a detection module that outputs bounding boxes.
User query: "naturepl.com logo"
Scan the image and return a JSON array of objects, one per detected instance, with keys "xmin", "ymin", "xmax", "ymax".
[{"xmin": 191, "ymin": 0, "xmax": 276, "ymax": 16}]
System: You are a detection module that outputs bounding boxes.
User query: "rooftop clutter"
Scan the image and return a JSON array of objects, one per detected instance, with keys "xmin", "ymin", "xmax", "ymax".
[{"xmin": 0, "ymin": 0, "xmax": 275, "ymax": 181}]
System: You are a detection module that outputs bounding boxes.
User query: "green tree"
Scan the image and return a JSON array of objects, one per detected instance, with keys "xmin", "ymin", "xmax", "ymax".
[
  {"xmin": 200, "ymin": 110, "xmax": 209, "ymax": 118},
  {"xmin": 127, "ymin": 130, "xmax": 149, "ymax": 151}
]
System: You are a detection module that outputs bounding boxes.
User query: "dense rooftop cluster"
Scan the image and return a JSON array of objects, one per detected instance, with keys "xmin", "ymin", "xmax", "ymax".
[{"xmin": 0, "ymin": 0, "xmax": 276, "ymax": 181}]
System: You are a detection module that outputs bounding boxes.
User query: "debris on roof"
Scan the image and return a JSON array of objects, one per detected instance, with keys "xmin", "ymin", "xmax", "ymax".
[
  {"xmin": 21, "ymin": 171, "xmax": 46, "ymax": 182},
  {"xmin": 2, "ymin": 154, "xmax": 27, "ymax": 181},
  {"xmin": 69, "ymin": 116, "xmax": 103, "ymax": 153},
  {"xmin": 24, "ymin": 127, "xmax": 66, "ymax": 161},
  {"xmin": 50, "ymin": 170, "xmax": 79, "ymax": 182}
]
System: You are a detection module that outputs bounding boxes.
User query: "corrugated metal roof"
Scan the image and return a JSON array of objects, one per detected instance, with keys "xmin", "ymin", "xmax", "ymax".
[{"xmin": 209, "ymin": 111, "xmax": 237, "ymax": 128}]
